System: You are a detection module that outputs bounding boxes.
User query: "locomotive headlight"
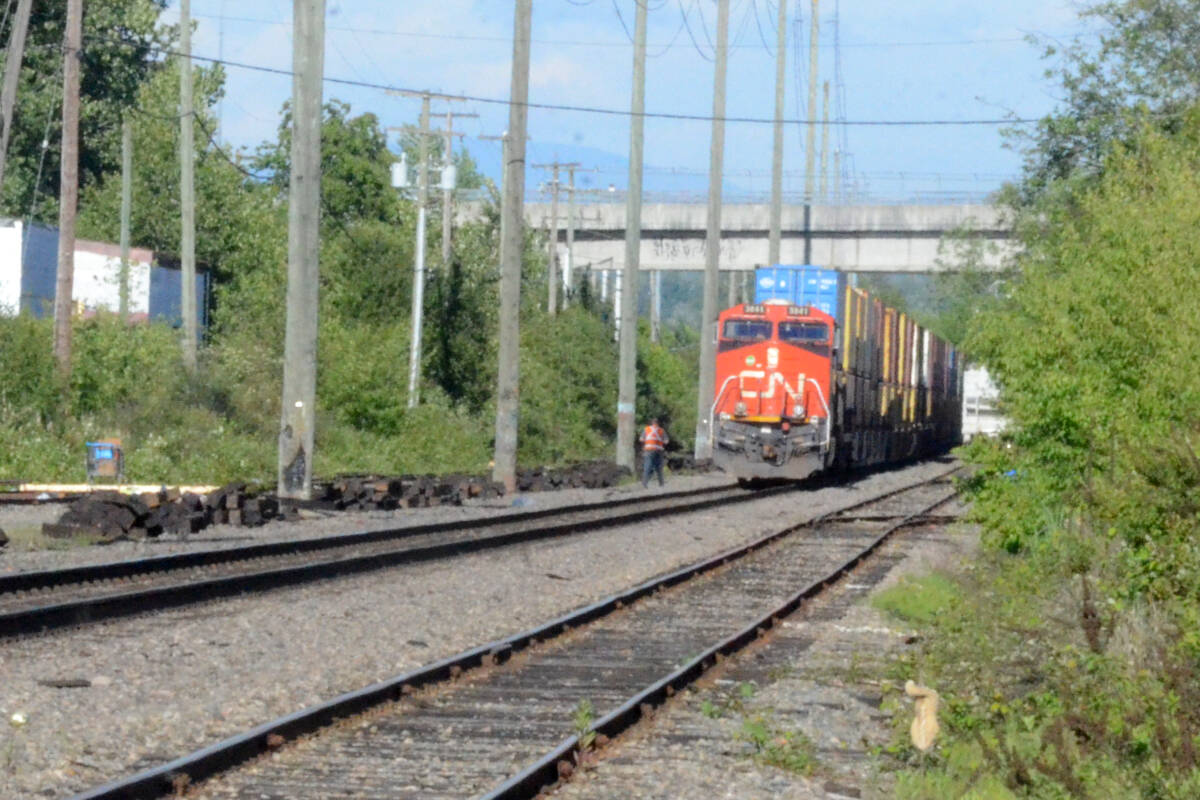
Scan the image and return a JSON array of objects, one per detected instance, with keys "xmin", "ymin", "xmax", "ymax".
[
  {"xmin": 734, "ymin": 401, "xmax": 748, "ymax": 417},
  {"xmin": 767, "ymin": 347, "xmax": 779, "ymax": 369}
]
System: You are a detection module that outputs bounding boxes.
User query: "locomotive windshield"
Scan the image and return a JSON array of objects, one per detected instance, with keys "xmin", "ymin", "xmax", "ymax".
[
  {"xmin": 778, "ymin": 321, "xmax": 829, "ymax": 344},
  {"xmin": 722, "ymin": 319, "xmax": 773, "ymax": 342}
]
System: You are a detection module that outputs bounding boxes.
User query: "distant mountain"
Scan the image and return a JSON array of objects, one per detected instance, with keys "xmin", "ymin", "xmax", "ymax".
[{"xmin": 461, "ymin": 139, "xmax": 753, "ymax": 201}]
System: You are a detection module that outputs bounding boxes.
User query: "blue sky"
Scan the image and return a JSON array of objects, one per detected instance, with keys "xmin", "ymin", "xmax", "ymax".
[{"xmin": 168, "ymin": 1, "xmax": 1097, "ymax": 202}]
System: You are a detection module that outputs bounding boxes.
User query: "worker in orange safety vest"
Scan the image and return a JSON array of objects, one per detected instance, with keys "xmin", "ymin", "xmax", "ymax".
[{"xmin": 638, "ymin": 418, "xmax": 670, "ymax": 488}]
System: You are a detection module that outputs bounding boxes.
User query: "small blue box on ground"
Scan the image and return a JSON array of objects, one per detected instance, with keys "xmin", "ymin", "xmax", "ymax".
[{"xmin": 86, "ymin": 440, "xmax": 125, "ymax": 484}]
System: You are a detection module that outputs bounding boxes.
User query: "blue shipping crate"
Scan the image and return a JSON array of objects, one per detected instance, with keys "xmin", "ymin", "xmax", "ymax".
[{"xmin": 754, "ymin": 265, "xmax": 844, "ymax": 320}]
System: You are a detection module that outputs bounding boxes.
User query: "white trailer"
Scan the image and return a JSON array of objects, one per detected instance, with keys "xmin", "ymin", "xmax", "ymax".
[
  {"xmin": 962, "ymin": 367, "xmax": 1007, "ymax": 440},
  {"xmin": 0, "ymin": 219, "xmax": 153, "ymax": 317}
]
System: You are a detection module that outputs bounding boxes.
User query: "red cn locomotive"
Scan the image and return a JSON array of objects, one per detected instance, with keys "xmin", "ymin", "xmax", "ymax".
[{"xmin": 710, "ymin": 269, "xmax": 962, "ymax": 482}]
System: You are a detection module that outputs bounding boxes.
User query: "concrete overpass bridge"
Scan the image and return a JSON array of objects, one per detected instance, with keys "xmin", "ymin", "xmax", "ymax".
[{"xmin": 513, "ymin": 202, "xmax": 1013, "ymax": 275}]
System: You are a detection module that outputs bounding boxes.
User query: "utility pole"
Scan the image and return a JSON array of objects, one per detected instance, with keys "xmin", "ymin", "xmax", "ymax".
[
  {"xmin": 388, "ymin": 93, "xmax": 470, "ymax": 409},
  {"xmin": 767, "ymin": 0, "xmax": 787, "ymax": 267},
  {"xmin": 694, "ymin": 0, "xmax": 729, "ymax": 461},
  {"xmin": 0, "ymin": 0, "xmax": 33, "ymax": 196},
  {"xmin": 53, "ymin": 0, "xmax": 83, "ymax": 375},
  {"xmin": 547, "ymin": 163, "xmax": 559, "ymax": 314},
  {"xmin": 804, "ymin": 0, "xmax": 820, "ymax": 204},
  {"xmin": 278, "ymin": 0, "xmax": 326, "ymax": 500},
  {"xmin": 531, "ymin": 160, "xmax": 579, "ymax": 315},
  {"xmin": 616, "ymin": 0, "xmax": 648, "ymax": 470},
  {"xmin": 217, "ymin": 0, "xmax": 226, "ymax": 141},
  {"xmin": 119, "ymin": 119, "xmax": 132, "ymax": 320},
  {"xmin": 820, "ymin": 80, "xmax": 830, "ymax": 200},
  {"xmin": 479, "ymin": 131, "xmax": 509, "ymax": 277},
  {"xmin": 493, "ymin": 0, "xmax": 532, "ymax": 494},
  {"xmin": 439, "ymin": 110, "xmax": 477, "ymax": 267},
  {"xmin": 180, "ymin": 0, "xmax": 198, "ymax": 371},
  {"xmin": 650, "ymin": 270, "xmax": 661, "ymax": 342},
  {"xmin": 409, "ymin": 95, "xmax": 430, "ymax": 408},
  {"xmin": 564, "ymin": 165, "xmax": 576, "ymax": 307},
  {"xmin": 834, "ymin": 149, "xmax": 842, "ymax": 202}
]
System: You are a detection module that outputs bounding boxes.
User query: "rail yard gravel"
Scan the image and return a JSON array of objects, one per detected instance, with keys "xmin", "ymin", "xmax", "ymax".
[{"xmin": 0, "ymin": 460, "xmax": 953, "ymax": 798}]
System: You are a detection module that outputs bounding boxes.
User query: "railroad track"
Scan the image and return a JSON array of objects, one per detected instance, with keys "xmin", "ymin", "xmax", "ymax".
[
  {"xmin": 0, "ymin": 480, "xmax": 793, "ymax": 638},
  {"xmin": 72, "ymin": 467, "xmax": 961, "ymax": 800}
]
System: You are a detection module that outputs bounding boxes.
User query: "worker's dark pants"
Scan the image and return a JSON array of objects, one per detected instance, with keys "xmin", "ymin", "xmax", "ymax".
[{"xmin": 642, "ymin": 450, "xmax": 665, "ymax": 487}]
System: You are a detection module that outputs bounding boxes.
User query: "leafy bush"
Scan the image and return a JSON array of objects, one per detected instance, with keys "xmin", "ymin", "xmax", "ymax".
[
  {"xmin": 886, "ymin": 113, "xmax": 1200, "ymax": 799},
  {"xmin": 0, "ymin": 315, "xmax": 58, "ymax": 420}
]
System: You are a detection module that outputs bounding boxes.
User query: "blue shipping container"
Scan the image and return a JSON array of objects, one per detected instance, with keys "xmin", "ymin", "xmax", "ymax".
[
  {"xmin": 19, "ymin": 222, "xmax": 60, "ymax": 316},
  {"xmin": 754, "ymin": 265, "xmax": 845, "ymax": 320},
  {"xmin": 13, "ymin": 219, "xmax": 210, "ymax": 331},
  {"xmin": 149, "ymin": 265, "xmax": 210, "ymax": 330}
]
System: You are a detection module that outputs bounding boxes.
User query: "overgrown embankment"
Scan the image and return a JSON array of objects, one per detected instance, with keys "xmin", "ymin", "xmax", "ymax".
[
  {"xmin": 879, "ymin": 118, "xmax": 1200, "ymax": 798},
  {"xmin": 0, "ymin": 310, "xmax": 698, "ymax": 484}
]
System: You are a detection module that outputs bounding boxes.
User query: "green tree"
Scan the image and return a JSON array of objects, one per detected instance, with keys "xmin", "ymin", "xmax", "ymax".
[
  {"xmin": 1, "ymin": 0, "xmax": 171, "ymax": 222},
  {"xmin": 1011, "ymin": 0, "xmax": 1200, "ymax": 202},
  {"xmin": 77, "ymin": 60, "xmax": 273, "ymax": 280}
]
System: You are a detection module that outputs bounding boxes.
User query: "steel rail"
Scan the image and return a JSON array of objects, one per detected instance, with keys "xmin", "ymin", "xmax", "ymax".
[
  {"xmin": 483, "ymin": 485, "xmax": 958, "ymax": 799},
  {"xmin": 0, "ymin": 481, "xmax": 745, "ymax": 596},
  {"xmin": 68, "ymin": 466, "xmax": 959, "ymax": 800},
  {"xmin": 1, "ymin": 482, "xmax": 801, "ymax": 638}
]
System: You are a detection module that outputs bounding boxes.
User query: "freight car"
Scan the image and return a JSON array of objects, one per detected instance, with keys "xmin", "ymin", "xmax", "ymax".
[{"xmin": 710, "ymin": 266, "xmax": 962, "ymax": 482}]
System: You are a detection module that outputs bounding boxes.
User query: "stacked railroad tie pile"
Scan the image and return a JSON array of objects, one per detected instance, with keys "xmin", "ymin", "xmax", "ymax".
[
  {"xmin": 33, "ymin": 459, "xmax": 642, "ymax": 546},
  {"xmin": 318, "ymin": 461, "xmax": 632, "ymax": 509},
  {"xmin": 42, "ymin": 484, "xmax": 288, "ymax": 542},
  {"xmin": 515, "ymin": 460, "xmax": 631, "ymax": 491},
  {"xmin": 317, "ymin": 475, "xmax": 506, "ymax": 510}
]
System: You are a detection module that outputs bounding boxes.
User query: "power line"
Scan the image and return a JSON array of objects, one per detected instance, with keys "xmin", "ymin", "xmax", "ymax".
[
  {"xmin": 611, "ymin": 0, "xmax": 635, "ymax": 44},
  {"xmin": 679, "ymin": 0, "xmax": 714, "ymax": 62},
  {"xmin": 750, "ymin": 0, "xmax": 774, "ymax": 57},
  {"xmin": 89, "ymin": 35, "xmax": 1039, "ymax": 127},
  {"xmin": 190, "ymin": 11, "xmax": 1073, "ymax": 50},
  {"xmin": 693, "ymin": 0, "xmax": 717, "ymax": 52}
]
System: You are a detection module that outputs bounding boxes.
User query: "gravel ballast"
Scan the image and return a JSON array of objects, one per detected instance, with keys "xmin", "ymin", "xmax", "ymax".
[
  {"xmin": 550, "ymin": 500, "xmax": 978, "ymax": 799},
  {"xmin": 0, "ymin": 460, "xmax": 953, "ymax": 798}
]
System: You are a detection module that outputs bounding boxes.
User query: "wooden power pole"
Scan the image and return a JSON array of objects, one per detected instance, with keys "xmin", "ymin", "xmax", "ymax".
[
  {"xmin": 493, "ymin": 0, "xmax": 532, "ymax": 493},
  {"xmin": 531, "ymin": 160, "xmax": 580, "ymax": 315},
  {"xmin": 439, "ymin": 110, "xmax": 476, "ymax": 268},
  {"xmin": 804, "ymin": 0, "xmax": 819, "ymax": 204},
  {"xmin": 180, "ymin": 0, "xmax": 198, "ymax": 371},
  {"xmin": 0, "ymin": 0, "xmax": 33, "ymax": 197},
  {"xmin": 547, "ymin": 162, "xmax": 559, "ymax": 314},
  {"xmin": 768, "ymin": 0, "xmax": 787, "ymax": 267},
  {"xmin": 120, "ymin": 119, "xmax": 132, "ymax": 320},
  {"xmin": 53, "ymin": 0, "xmax": 83, "ymax": 375},
  {"xmin": 278, "ymin": 0, "xmax": 326, "ymax": 500},
  {"xmin": 565, "ymin": 165, "xmax": 576, "ymax": 307},
  {"xmin": 693, "ymin": 0, "xmax": 730, "ymax": 460},
  {"xmin": 616, "ymin": 0, "xmax": 648, "ymax": 470},
  {"xmin": 820, "ymin": 80, "xmax": 830, "ymax": 200}
]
